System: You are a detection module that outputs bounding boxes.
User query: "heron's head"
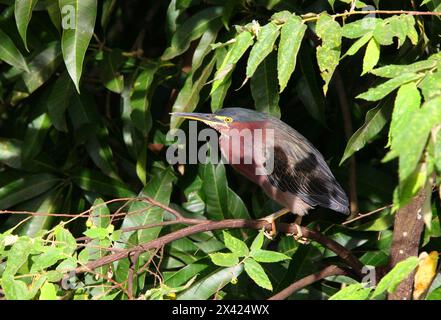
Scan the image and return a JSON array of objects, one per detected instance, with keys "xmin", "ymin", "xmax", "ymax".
[{"xmin": 171, "ymin": 107, "xmax": 270, "ymax": 132}]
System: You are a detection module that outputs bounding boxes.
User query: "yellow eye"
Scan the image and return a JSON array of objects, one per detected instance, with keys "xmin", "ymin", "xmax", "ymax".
[{"xmin": 224, "ymin": 117, "xmax": 233, "ymax": 123}]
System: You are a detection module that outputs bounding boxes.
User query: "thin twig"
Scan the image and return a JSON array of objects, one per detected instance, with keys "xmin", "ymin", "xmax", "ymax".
[{"xmin": 302, "ymin": 10, "xmax": 441, "ymax": 22}]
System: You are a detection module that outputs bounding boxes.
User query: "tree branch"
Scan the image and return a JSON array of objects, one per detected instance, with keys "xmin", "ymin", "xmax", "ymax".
[
  {"xmin": 76, "ymin": 219, "xmax": 364, "ymax": 277},
  {"xmin": 268, "ymin": 265, "xmax": 350, "ymax": 300}
]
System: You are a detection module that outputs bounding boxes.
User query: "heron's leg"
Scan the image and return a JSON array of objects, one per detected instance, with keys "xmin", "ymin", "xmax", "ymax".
[
  {"xmin": 289, "ymin": 216, "xmax": 310, "ymax": 244},
  {"xmin": 259, "ymin": 208, "xmax": 291, "ymax": 239}
]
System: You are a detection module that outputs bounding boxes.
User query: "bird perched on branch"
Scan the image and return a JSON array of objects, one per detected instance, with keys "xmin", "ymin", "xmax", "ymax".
[{"xmin": 173, "ymin": 108, "xmax": 349, "ymax": 239}]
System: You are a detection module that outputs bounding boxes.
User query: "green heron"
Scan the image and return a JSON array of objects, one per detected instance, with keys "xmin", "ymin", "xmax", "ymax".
[{"xmin": 172, "ymin": 108, "xmax": 349, "ymax": 238}]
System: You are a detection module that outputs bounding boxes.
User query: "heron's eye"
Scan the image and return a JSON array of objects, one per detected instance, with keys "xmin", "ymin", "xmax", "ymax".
[{"xmin": 224, "ymin": 117, "xmax": 233, "ymax": 123}]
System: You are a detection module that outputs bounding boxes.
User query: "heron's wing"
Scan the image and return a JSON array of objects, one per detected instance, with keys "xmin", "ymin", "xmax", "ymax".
[{"xmin": 264, "ymin": 126, "xmax": 349, "ymax": 214}]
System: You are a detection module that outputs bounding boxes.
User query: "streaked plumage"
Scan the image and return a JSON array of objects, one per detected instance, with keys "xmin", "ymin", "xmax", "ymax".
[{"xmin": 173, "ymin": 107, "xmax": 350, "ymax": 217}]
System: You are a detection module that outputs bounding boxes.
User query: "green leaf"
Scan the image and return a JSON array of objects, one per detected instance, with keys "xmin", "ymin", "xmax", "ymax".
[
  {"xmin": 246, "ymin": 22, "xmax": 280, "ymax": 79},
  {"xmin": 4, "ymin": 237, "xmax": 32, "ymax": 276},
  {"xmin": 209, "ymin": 252, "xmax": 239, "ymax": 267},
  {"xmin": 0, "ymin": 173, "xmax": 60, "ymax": 209},
  {"xmin": 210, "ymin": 30, "xmax": 253, "ymax": 97},
  {"xmin": 130, "ymin": 62, "xmax": 159, "ymax": 135},
  {"xmin": 356, "ymin": 73, "xmax": 422, "ymax": 101},
  {"xmin": 0, "ymin": 28, "xmax": 29, "ymax": 72},
  {"xmin": 100, "ymin": 50, "xmax": 124, "ymax": 94},
  {"xmin": 2, "ymin": 275, "xmax": 31, "ymax": 300},
  {"xmin": 388, "ymin": 96, "xmax": 441, "ymax": 181},
  {"xmin": 341, "ymin": 17, "xmax": 379, "ymax": 39},
  {"xmin": 84, "ymin": 227, "xmax": 110, "ymax": 240},
  {"xmin": 316, "ymin": 13, "xmax": 342, "ymax": 95},
  {"xmin": 14, "ymin": 0, "xmax": 38, "ymax": 51},
  {"xmin": 192, "ymin": 26, "xmax": 221, "ymax": 72},
  {"xmin": 372, "ymin": 256, "xmax": 419, "ymax": 298},
  {"xmin": 419, "ymin": 70, "xmax": 441, "ymax": 100},
  {"xmin": 251, "ymin": 249, "xmax": 290, "ymax": 263},
  {"xmin": 170, "ymin": 55, "xmax": 216, "ymax": 129},
  {"xmin": 277, "ymin": 14, "xmax": 306, "ymax": 92},
  {"xmin": 162, "ymin": 6, "xmax": 223, "ymax": 60},
  {"xmin": 60, "ymin": 0, "xmax": 98, "ymax": 92},
  {"xmin": 30, "ymin": 247, "xmax": 65, "ymax": 272},
  {"xmin": 372, "ymin": 60, "xmax": 437, "ymax": 79},
  {"xmin": 361, "ymin": 38, "xmax": 380, "ymax": 75},
  {"xmin": 345, "ymin": 33, "xmax": 372, "ymax": 56},
  {"xmin": 54, "ymin": 226, "xmax": 77, "ymax": 256},
  {"xmin": 11, "ymin": 41, "xmax": 62, "ymax": 105},
  {"xmin": 47, "ymin": 71, "xmax": 74, "ymax": 132},
  {"xmin": 388, "ymin": 82, "xmax": 421, "ymax": 149},
  {"xmin": 340, "ymin": 101, "xmax": 392, "ymax": 164},
  {"xmin": 71, "ymin": 169, "xmax": 135, "ymax": 198},
  {"xmin": 22, "ymin": 112, "xmax": 52, "ymax": 162},
  {"xmin": 244, "ymin": 258, "xmax": 272, "ymax": 291},
  {"xmin": 329, "ymin": 283, "xmax": 371, "ymax": 300},
  {"xmin": 250, "ymin": 229, "xmax": 265, "ymax": 252},
  {"xmin": 223, "ymin": 231, "xmax": 249, "ymax": 257},
  {"xmin": 39, "ymin": 282, "xmax": 57, "ymax": 300},
  {"xmin": 251, "ymin": 52, "xmax": 280, "ymax": 118},
  {"xmin": 0, "ymin": 138, "xmax": 22, "ymax": 169},
  {"xmin": 177, "ymin": 264, "xmax": 243, "ymax": 299}
]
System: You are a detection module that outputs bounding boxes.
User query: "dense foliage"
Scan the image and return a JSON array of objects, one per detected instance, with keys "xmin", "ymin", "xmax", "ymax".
[{"xmin": 0, "ymin": 0, "xmax": 440, "ymax": 300}]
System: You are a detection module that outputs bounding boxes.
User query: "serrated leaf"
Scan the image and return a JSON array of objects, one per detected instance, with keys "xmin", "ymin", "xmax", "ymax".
[
  {"xmin": 246, "ymin": 22, "xmax": 280, "ymax": 79},
  {"xmin": 251, "ymin": 52, "xmax": 280, "ymax": 118},
  {"xmin": 251, "ymin": 249, "xmax": 290, "ymax": 263},
  {"xmin": 341, "ymin": 17, "xmax": 379, "ymax": 39},
  {"xmin": 60, "ymin": 0, "xmax": 98, "ymax": 92},
  {"xmin": 223, "ymin": 231, "xmax": 249, "ymax": 257},
  {"xmin": 54, "ymin": 226, "xmax": 77, "ymax": 256},
  {"xmin": 277, "ymin": 15, "xmax": 306, "ymax": 92},
  {"xmin": 0, "ymin": 29, "xmax": 29, "ymax": 72},
  {"xmin": 244, "ymin": 258, "xmax": 272, "ymax": 291},
  {"xmin": 329, "ymin": 283, "xmax": 371, "ymax": 300},
  {"xmin": 362, "ymin": 38, "xmax": 380, "ymax": 75},
  {"xmin": 15, "ymin": 0, "xmax": 38, "ymax": 51},
  {"xmin": 30, "ymin": 247, "xmax": 65, "ymax": 272},
  {"xmin": 372, "ymin": 256, "xmax": 419, "ymax": 298},
  {"xmin": 356, "ymin": 73, "xmax": 422, "ymax": 101},
  {"xmin": 372, "ymin": 59, "xmax": 437, "ymax": 79},
  {"xmin": 209, "ymin": 252, "xmax": 239, "ymax": 267},
  {"xmin": 316, "ymin": 13, "xmax": 342, "ymax": 95}
]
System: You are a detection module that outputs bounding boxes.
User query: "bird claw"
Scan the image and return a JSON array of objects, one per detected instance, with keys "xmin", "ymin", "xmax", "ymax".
[
  {"xmin": 287, "ymin": 224, "xmax": 310, "ymax": 244},
  {"xmin": 260, "ymin": 218, "xmax": 277, "ymax": 240}
]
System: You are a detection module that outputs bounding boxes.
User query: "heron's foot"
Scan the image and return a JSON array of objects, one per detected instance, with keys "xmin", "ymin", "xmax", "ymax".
[
  {"xmin": 288, "ymin": 224, "xmax": 310, "ymax": 244},
  {"xmin": 259, "ymin": 209, "xmax": 291, "ymax": 240}
]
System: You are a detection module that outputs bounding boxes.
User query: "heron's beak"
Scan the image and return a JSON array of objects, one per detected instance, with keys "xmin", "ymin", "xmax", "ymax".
[{"xmin": 171, "ymin": 112, "xmax": 227, "ymax": 127}]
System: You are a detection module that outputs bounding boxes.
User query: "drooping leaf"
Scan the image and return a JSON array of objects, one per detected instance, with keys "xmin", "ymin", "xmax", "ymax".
[
  {"xmin": 14, "ymin": 0, "xmax": 38, "ymax": 51},
  {"xmin": 0, "ymin": 29, "xmax": 29, "ymax": 72},
  {"xmin": 47, "ymin": 71, "xmax": 74, "ymax": 132},
  {"xmin": 246, "ymin": 22, "xmax": 280, "ymax": 79},
  {"xmin": 361, "ymin": 37, "xmax": 380, "ymax": 75},
  {"xmin": 250, "ymin": 249, "xmax": 290, "ymax": 263},
  {"xmin": 100, "ymin": 49, "xmax": 124, "ymax": 94},
  {"xmin": 277, "ymin": 14, "xmax": 306, "ymax": 92},
  {"xmin": 340, "ymin": 101, "xmax": 392, "ymax": 164},
  {"xmin": 59, "ymin": 0, "xmax": 98, "ymax": 92},
  {"xmin": 251, "ymin": 52, "xmax": 280, "ymax": 118},
  {"xmin": 316, "ymin": 13, "xmax": 342, "ymax": 94}
]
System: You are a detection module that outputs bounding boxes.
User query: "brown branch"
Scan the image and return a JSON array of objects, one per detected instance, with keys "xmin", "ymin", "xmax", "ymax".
[
  {"xmin": 76, "ymin": 219, "xmax": 364, "ymax": 277},
  {"xmin": 388, "ymin": 188, "xmax": 426, "ymax": 300},
  {"xmin": 268, "ymin": 265, "xmax": 350, "ymax": 300}
]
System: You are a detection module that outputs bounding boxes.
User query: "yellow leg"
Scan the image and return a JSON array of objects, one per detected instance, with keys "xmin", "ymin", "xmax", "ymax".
[
  {"xmin": 259, "ymin": 208, "xmax": 291, "ymax": 239},
  {"xmin": 289, "ymin": 216, "xmax": 310, "ymax": 244}
]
